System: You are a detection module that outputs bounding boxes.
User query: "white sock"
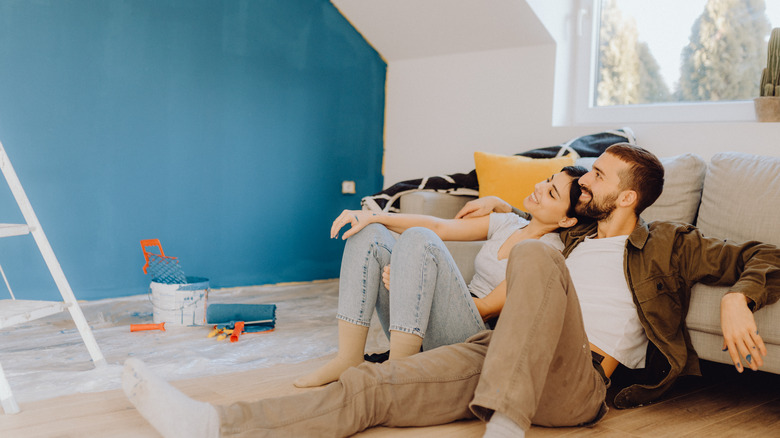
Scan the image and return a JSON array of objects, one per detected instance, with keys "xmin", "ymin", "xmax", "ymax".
[
  {"xmin": 483, "ymin": 411, "xmax": 526, "ymax": 438},
  {"xmin": 122, "ymin": 359, "xmax": 220, "ymax": 438}
]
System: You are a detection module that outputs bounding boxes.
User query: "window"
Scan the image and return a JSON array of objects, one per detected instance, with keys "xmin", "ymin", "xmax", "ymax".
[{"xmin": 572, "ymin": 0, "xmax": 780, "ymax": 124}]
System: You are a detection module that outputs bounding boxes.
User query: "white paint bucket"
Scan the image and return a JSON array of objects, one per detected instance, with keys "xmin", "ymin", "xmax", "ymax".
[{"xmin": 150, "ymin": 277, "xmax": 209, "ymax": 326}]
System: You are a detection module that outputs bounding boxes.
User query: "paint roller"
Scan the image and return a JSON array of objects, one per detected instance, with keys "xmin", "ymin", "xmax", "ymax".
[{"xmin": 206, "ymin": 303, "xmax": 276, "ymax": 335}]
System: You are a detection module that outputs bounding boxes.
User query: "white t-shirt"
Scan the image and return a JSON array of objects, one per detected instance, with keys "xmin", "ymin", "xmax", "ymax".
[
  {"xmin": 468, "ymin": 213, "xmax": 564, "ymax": 298},
  {"xmin": 566, "ymin": 235, "xmax": 648, "ymax": 369}
]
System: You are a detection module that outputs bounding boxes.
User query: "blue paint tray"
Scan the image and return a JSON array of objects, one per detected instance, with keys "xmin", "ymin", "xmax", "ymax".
[{"xmin": 206, "ymin": 303, "xmax": 276, "ymax": 333}]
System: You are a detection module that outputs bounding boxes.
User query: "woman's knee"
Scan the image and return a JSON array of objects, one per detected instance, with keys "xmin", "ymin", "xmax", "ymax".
[
  {"xmin": 398, "ymin": 226, "xmax": 437, "ymax": 241},
  {"xmin": 346, "ymin": 223, "xmax": 392, "ymax": 247},
  {"xmin": 394, "ymin": 227, "xmax": 442, "ymax": 252}
]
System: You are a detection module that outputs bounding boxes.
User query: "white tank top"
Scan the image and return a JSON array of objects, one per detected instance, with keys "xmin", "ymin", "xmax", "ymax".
[{"xmin": 468, "ymin": 213, "xmax": 564, "ymax": 298}]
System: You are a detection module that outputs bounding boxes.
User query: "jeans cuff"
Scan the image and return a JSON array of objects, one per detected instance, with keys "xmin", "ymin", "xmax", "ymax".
[
  {"xmin": 388, "ymin": 324, "xmax": 424, "ymax": 338},
  {"xmin": 337, "ymin": 314, "xmax": 371, "ymax": 327}
]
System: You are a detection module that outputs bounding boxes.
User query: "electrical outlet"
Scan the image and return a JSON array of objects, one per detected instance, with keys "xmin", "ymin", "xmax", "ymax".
[{"xmin": 341, "ymin": 180, "xmax": 356, "ymax": 194}]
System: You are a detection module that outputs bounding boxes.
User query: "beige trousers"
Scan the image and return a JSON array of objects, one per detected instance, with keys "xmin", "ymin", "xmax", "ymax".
[{"xmin": 216, "ymin": 240, "xmax": 607, "ymax": 437}]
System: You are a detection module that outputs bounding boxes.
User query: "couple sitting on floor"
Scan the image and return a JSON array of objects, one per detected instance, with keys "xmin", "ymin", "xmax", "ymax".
[{"xmin": 123, "ymin": 143, "xmax": 780, "ymax": 438}]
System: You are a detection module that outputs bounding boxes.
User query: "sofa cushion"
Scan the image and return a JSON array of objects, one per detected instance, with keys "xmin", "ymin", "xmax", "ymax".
[
  {"xmin": 577, "ymin": 154, "xmax": 706, "ymax": 224},
  {"xmin": 687, "ymin": 283, "xmax": 780, "ymax": 374},
  {"xmin": 641, "ymin": 154, "xmax": 707, "ymax": 224},
  {"xmin": 399, "ymin": 191, "xmax": 474, "ymax": 219},
  {"xmin": 474, "ymin": 151, "xmax": 575, "ymax": 212},
  {"xmin": 697, "ymin": 152, "xmax": 780, "ymax": 246},
  {"xmin": 687, "ymin": 283, "xmax": 780, "ymax": 345}
]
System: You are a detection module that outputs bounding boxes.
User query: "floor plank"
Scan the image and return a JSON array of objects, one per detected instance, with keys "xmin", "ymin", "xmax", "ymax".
[
  {"xmin": 2, "ymin": 358, "xmax": 779, "ymax": 438},
  {"xmin": 2, "ymin": 281, "xmax": 780, "ymax": 437}
]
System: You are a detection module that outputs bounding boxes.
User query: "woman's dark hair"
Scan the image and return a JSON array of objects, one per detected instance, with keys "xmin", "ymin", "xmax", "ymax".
[{"xmin": 560, "ymin": 165, "xmax": 591, "ymax": 223}]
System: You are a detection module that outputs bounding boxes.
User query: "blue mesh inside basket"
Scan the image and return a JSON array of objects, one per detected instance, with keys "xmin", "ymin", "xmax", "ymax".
[{"xmin": 146, "ymin": 253, "xmax": 187, "ymax": 284}]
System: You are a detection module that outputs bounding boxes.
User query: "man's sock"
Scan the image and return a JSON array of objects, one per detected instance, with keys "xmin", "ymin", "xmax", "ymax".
[
  {"xmin": 483, "ymin": 411, "xmax": 526, "ymax": 438},
  {"xmin": 388, "ymin": 330, "xmax": 423, "ymax": 360},
  {"xmin": 294, "ymin": 320, "xmax": 369, "ymax": 387},
  {"xmin": 122, "ymin": 358, "xmax": 220, "ymax": 438}
]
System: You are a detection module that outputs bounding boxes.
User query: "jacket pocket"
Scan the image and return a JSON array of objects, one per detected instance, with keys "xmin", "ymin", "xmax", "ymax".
[{"xmin": 633, "ymin": 276, "xmax": 684, "ymax": 338}]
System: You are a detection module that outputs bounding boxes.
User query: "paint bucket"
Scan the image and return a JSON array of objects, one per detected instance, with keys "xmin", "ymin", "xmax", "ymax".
[{"xmin": 150, "ymin": 277, "xmax": 209, "ymax": 326}]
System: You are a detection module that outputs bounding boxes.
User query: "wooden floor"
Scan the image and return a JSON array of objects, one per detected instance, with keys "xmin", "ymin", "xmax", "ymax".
[{"xmin": 1, "ymin": 357, "xmax": 779, "ymax": 437}]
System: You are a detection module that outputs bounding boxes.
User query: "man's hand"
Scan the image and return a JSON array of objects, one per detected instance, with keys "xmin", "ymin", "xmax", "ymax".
[
  {"xmin": 455, "ymin": 196, "xmax": 512, "ymax": 219},
  {"xmin": 720, "ymin": 292, "xmax": 767, "ymax": 372},
  {"xmin": 331, "ymin": 210, "xmax": 379, "ymax": 240}
]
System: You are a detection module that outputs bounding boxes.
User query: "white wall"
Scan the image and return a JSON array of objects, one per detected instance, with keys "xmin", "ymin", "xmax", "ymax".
[
  {"xmin": 336, "ymin": 0, "xmax": 780, "ymax": 188},
  {"xmin": 384, "ymin": 46, "xmax": 557, "ymax": 184}
]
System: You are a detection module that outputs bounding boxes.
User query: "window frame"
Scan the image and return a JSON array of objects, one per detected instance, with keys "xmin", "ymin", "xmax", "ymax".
[{"xmin": 570, "ymin": 0, "xmax": 757, "ymax": 125}]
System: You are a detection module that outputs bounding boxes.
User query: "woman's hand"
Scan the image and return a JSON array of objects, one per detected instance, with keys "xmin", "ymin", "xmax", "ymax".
[
  {"xmin": 720, "ymin": 292, "xmax": 766, "ymax": 372},
  {"xmin": 331, "ymin": 210, "xmax": 380, "ymax": 239},
  {"xmin": 382, "ymin": 265, "xmax": 391, "ymax": 291},
  {"xmin": 455, "ymin": 196, "xmax": 512, "ymax": 219},
  {"xmin": 473, "ymin": 297, "xmax": 487, "ymax": 320}
]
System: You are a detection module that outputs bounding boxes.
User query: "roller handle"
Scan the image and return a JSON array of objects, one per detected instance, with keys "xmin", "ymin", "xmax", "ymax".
[
  {"xmin": 230, "ymin": 321, "xmax": 245, "ymax": 343},
  {"xmin": 131, "ymin": 322, "xmax": 166, "ymax": 332}
]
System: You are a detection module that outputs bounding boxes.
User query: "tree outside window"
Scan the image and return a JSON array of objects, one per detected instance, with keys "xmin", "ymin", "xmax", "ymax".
[{"xmin": 595, "ymin": 0, "xmax": 774, "ymax": 107}]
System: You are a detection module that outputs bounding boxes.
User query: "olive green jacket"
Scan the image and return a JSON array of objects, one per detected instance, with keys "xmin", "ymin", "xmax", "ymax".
[{"xmin": 559, "ymin": 219, "xmax": 780, "ymax": 408}]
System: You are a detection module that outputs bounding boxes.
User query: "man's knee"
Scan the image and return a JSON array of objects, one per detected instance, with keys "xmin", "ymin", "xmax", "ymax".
[
  {"xmin": 508, "ymin": 240, "xmax": 563, "ymax": 267},
  {"xmin": 506, "ymin": 240, "xmax": 567, "ymax": 295}
]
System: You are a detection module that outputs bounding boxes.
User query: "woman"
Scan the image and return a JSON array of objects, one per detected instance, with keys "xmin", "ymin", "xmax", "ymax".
[{"xmin": 294, "ymin": 166, "xmax": 590, "ymax": 388}]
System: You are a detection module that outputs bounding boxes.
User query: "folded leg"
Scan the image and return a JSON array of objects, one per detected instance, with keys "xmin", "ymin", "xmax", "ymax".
[
  {"xmin": 470, "ymin": 240, "xmax": 607, "ymax": 430},
  {"xmin": 218, "ymin": 332, "xmax": 491, "ymax": 437}
]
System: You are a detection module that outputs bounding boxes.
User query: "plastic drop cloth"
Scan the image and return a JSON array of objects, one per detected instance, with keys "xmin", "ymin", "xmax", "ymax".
[{"xmin": 0, "ymin": 280, "xmax": 390, "ymax": 404}]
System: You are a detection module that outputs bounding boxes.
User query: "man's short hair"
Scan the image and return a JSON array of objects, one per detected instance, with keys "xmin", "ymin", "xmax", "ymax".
[{"xmin": 604, "ymin": 143, "xmax": 664, "ymax": 215}]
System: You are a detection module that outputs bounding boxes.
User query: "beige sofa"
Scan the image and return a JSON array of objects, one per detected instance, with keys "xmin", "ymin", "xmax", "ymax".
[{"xmin": 397, "ymin": 151, "xmax": 780, "ymax": 374}]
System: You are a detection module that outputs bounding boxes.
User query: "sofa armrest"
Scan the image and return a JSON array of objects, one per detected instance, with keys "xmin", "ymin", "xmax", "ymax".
[
  {"xmin": 399, "ymin": 192, "xmax": 477, "ymax": 219},
  {"xmin": 399, "ymin": 192, "xmax": 483, "ymax": 283},
  {"xmin": 443, "ymin": 241, "xmax": 484, "ymax": 285}
]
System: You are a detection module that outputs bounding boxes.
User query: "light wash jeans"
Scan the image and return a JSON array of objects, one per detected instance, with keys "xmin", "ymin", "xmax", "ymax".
[{"xmin": 336, "ymin": 223, "xmax": 485, "ymax": 351}]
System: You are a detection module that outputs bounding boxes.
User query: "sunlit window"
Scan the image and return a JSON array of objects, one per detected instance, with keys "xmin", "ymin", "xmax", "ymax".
[
  {"xmin": 595, "ymin": 0, "xmax": 779, "ymax": 106},
  {"xmin": 571, "ymin": 0, "xmax": 780, "ymax": 124}
]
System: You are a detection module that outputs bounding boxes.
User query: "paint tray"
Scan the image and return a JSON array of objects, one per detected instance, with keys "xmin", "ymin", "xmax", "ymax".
[
  {"xmin": 206, "ymin": 303, "xmax": 276, "ymax": 333},
  {"xmin": 140, "ymin": 239, "xmax": 187, "ymax": 284}
]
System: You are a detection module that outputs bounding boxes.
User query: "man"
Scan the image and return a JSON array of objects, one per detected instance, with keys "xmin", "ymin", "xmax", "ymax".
[{"xmin": 123, "ymin": 144, "xmax": 780, "ymax": 438}]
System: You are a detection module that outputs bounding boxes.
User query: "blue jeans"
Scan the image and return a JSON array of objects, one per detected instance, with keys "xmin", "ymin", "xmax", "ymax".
[{"xmin": 337, "ymin": 223, "xmax": 485, "ymax": 351}]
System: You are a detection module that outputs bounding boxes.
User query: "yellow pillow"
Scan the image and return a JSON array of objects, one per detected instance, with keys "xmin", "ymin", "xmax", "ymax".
[{"xmin": 474, "ymin": 151, "xmax": 576, "ymax": 212}]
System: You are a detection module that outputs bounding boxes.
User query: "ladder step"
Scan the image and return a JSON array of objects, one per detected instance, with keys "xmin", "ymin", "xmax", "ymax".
[
  {"xmin": 0, "ymin": 224, "xmax": 30, "ymax": 238},
  {"xmin": 0, "ymin": 300, "xmax": 67, "ymax": 329}
]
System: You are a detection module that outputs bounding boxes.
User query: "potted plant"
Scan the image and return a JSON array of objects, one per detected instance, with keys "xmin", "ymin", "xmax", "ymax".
[{"xmin": 755, "ymin": 27, "xmax": 780, "ymax": 122}]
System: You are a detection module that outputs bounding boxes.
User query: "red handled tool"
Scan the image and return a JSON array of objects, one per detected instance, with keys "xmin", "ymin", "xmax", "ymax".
[{"xmin": 130, "ymin": 322, "xmax": 166, "ymax": 332}]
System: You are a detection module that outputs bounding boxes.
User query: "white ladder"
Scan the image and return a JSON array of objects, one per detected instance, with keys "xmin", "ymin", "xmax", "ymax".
[{"xmin": 0, "ymin": 141, "xmax": 105, "ymax": 414}]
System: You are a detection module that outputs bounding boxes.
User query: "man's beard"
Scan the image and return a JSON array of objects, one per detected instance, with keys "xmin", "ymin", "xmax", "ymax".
[{"xmin": 578, "ymin": 188, "xmax": 618, "ymax": 221}]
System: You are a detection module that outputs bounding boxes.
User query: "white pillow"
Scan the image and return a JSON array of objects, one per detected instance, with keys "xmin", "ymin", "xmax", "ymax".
[
  {"xmin": 640, "ymin": 154, "xmax": 707, "ymax": 224},
  {"xmin": 576, "ymin": 154, "xmax": 706, "ymax": 224},
  {"xmin": 697, "ymin": 152, "xmax": 780, "ymax": 245}
]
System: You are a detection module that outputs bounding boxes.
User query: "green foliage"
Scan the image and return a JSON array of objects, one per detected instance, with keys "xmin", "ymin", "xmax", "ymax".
[
  {"xmin": 596, "ymin": 0, "xmax": 671, "ymax": 105},
  {"xmin": 677, "ymin": 0, "xmax": 770, "ymax": 101},
  {"xmin": 637, "ymin": 42, "xmax": 671, "ymax": 103},
  {"xmin": 596, "ymin": 0, "xmax": 770, "ymax": 105}
]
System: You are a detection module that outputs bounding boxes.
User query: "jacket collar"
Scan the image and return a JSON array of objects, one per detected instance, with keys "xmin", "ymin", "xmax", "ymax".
[
  {"xmin": 564, "ymin": 217, "xmax": 649, "ymax": 248},
  {"xmin": 627, "ymin": 217, "xmax": 649, "ymax": 250}
]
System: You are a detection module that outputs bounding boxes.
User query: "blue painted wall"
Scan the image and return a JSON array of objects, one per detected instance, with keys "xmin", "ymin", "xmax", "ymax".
[{"xmin": 0, "ymin": 0, "xmax": 385, "ymax": 300}]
